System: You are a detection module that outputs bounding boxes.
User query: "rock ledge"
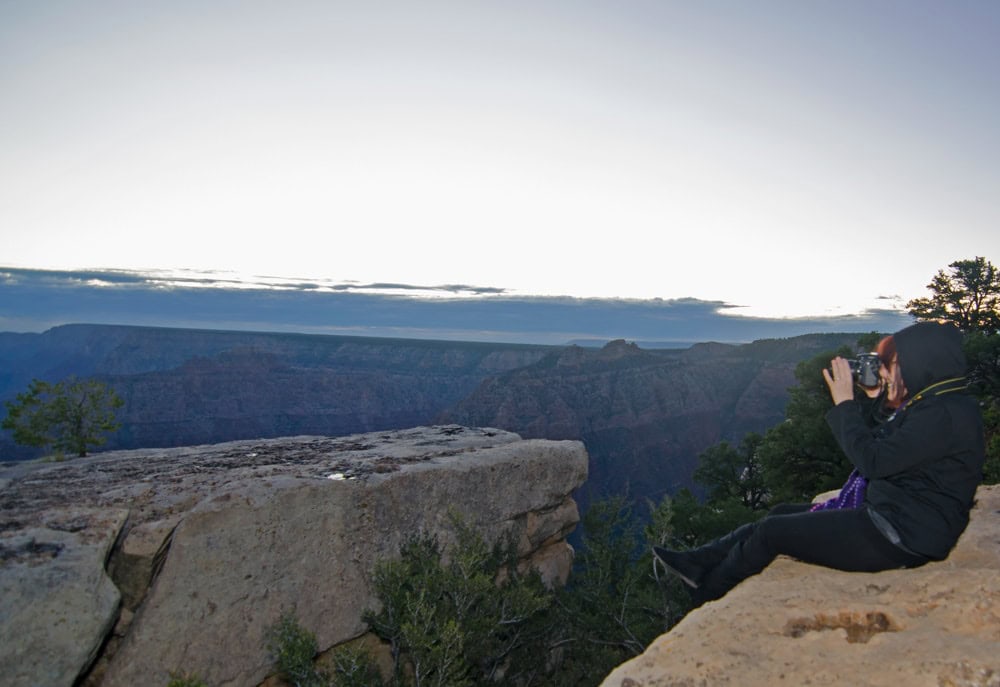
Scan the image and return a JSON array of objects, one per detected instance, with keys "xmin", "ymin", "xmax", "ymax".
[{"xmin": 1, "ymin": 426, "xmax": 588, "ymax": 687}]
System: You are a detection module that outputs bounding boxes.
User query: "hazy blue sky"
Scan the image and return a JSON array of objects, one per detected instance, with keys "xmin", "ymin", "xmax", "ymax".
[{"xmin": 2, "ymin": 1, "xmax": 998, "ymax": 319}]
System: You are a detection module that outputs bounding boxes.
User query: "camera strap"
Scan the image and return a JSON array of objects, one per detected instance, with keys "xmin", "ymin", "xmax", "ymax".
[{"xmin": 899, "ymin": 376, "xmax": 969, "ymax": 413}]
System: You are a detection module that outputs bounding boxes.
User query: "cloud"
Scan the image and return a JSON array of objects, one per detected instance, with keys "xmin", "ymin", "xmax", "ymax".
[{"xmin": 0, "ymin": 267, "xmax": 914, "ymax": 346}]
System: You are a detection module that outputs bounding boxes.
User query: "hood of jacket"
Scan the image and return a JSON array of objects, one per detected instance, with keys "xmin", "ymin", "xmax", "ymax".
[{"xmin": 894, "ymin": 321, "xmax": 967, "ymax": 394}]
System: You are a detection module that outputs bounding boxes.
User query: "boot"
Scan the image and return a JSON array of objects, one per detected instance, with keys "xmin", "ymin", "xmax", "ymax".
[
  {"xmin": 695, "ymin": 523, "xmax": 776, "ymax": 604},
  {"xmin": 654, "ymin": 522, "xmax": 760, "ymax": 590},
  {"xmin": 652, "ymin": 547, "xmax": 707, "ymax": 588},
  {"xmin": 687, "ymin": 522, "xmax": 757, "ymax": 569}
]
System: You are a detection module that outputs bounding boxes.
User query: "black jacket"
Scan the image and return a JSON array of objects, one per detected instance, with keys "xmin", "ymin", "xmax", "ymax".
[{"xmin": 825, "ymin": 321, "xmax": 984, "ymax": 559}]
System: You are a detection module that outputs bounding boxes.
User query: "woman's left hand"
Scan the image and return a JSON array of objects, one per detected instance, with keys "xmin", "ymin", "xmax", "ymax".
[{"xmin": 822, "ymin": 357, "xmax": 856, "ymax": 406}]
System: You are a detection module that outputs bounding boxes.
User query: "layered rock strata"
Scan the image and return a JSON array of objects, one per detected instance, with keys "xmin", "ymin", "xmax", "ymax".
[
  {"xmin": 0, "ymin": 426, "xmax": 588, "ymax": 687},
  {"xmin": 601, "ymin": 484, "xmax": 1000, "ymax": 687}
]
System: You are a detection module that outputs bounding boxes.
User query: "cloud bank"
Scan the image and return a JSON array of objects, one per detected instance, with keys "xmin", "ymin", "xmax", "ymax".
[{"xmin": 0, "ymin": 267, "xmax": 914, "ymax": 346}]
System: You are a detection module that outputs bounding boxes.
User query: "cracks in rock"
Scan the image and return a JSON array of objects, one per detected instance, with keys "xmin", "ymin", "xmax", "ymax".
[
  {"xmin": 105, "ymin": 519, "xmax": 178, "ymax": 611},
  {"xmin": 149, "ymin": 524, "xmax": 176, "ymax": 588}
]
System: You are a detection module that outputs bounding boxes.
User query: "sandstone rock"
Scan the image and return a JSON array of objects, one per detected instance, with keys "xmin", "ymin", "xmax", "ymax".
[
  {"xmin": 0, "ymin": 426, "xmax": 587, "ymax": 687},
  {"xmin": 601, "ymin": 484, "xmax": 1000, "ymax": 687},
  {"xmin": 520, "ymin": 540, "xmax": 575, "ymax": 588},
  {"xmin": 0, "ymin": 507, "xmax": 127, "ymax": 687}
]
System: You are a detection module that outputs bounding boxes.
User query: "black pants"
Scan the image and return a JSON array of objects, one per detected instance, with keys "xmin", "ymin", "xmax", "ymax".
[{"xmin": 691, "ymin": 504, "xmax": 929, "ymax": 604}]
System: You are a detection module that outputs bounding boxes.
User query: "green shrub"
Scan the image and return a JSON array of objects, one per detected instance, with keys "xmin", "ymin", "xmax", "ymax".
[
  {"xmin": 326, "ymin": 644, "xmax": 386, "ymax": 687},
  {"xmin": 364, "ymin": 516, "xmax": 555, "ymax": 686},
  {"xmin": 266, "ymin": 612, "xmax": 328, "ymax": 687},
  {"xmin": 166, "ymin": 673, "xmax": 208, "ymax": 687},
  {"xmin": 262, "ymin": 503, "xmax": 700, "ymax": 687}
]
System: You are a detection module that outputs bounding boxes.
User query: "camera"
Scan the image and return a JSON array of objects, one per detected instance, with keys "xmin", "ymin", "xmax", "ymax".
[{"xmin": 847, "ymin": 353, "xmax": 881, "ymax": 388}]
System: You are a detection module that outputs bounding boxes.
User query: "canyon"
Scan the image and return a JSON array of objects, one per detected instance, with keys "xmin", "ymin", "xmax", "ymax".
[{"xmin": 1, "ymin": 324, "xmax": 863, "ymax": 506}]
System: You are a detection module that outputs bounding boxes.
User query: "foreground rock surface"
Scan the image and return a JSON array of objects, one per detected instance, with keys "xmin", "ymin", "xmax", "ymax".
[
  {"xmin": 0, "ymin": 507, "xmax": 126, "ymax": 687},
  {"xmin": 601, "ymin": 484, "xmax": 1000, "ymax": 687},
  {"xmin": 0, "ymin": 426, "xmax": 588, "ymax": 687}
]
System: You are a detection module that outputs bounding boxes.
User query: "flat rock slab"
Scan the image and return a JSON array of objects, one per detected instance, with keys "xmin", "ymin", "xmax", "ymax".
[{"xmin": 0, "ymin": 426, "xmax": 526, "ymax": 529}]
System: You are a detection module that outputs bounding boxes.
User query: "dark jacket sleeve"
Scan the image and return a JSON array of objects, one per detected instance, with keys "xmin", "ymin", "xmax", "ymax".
[{"xmin": 825, "ymin": 400, "xmax": 953, "ymax": 479}]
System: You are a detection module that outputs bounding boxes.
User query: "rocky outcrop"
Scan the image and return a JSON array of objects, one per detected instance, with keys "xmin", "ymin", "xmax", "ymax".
[
  {"xmin": 601, "ymin": 484, "xmax": 1000, "ymax": 687},
  {"xmin": 0, "ymin": 426, "xmax": 588, "ymax": 687}
]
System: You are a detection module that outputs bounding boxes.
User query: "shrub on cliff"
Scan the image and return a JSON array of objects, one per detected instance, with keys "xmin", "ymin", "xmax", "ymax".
[
  {"xmin": 364, "ymin": 517, "xmax": 554, "ymax": 687},
  {"xmin": 166, "ymin": 674, "xmax": 208, "ymax": 687},
  {"xmin": 265, "ymin": 613, "xmax": 385, "ymax": 687},
  {"xmin": 267, "ymin": 502, "xmax": 690, "ymax": 687},
  {"xmin": 267, "ymin": 612, "xmax": 329, "ymax": 687}
]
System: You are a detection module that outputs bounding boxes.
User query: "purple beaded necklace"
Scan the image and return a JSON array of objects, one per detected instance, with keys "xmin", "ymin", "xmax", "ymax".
[{"xmin": 810, "ymin": 468, "xmax": 868, "ymax": 511}]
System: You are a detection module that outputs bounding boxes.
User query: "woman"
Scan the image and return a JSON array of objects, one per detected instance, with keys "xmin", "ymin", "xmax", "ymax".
[{"xmin": 653, "ymin": 321, "xmax": 984, "ymax": 606}]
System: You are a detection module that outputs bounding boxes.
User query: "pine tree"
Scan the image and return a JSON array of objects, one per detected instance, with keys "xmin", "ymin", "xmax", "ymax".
[
  {"xmin": 906, "ymin": 256, "xmax": 1000, "ymax": 333},
  {"xmin": 2, "ymin": 377, "xmax": 123, "ymax": 458}
]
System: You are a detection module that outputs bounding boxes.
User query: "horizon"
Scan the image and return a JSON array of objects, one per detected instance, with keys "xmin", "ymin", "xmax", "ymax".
[
  {"xmin": 2, "ymin": 2, "xmax": 998, "ymax": 320},
  {"xmin": 0, "ymin": 266, "xmax": 915, "ymax": 347}
]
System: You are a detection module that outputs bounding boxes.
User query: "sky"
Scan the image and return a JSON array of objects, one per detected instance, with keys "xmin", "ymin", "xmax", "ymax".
[{"xmin": 2, "ymin": 1, "xmax": 999, "ymax": 321}]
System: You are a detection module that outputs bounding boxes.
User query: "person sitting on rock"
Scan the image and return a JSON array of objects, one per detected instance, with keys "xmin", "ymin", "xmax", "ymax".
[{"xmin": 653, "ymin": 321, "xmax": 984, "ymax": 606}]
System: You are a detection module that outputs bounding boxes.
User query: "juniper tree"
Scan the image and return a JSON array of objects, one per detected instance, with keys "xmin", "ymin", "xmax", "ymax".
[
  {"xmin": 906, "ymin": 256, "xmax": 1000, "ymax": 333},
  {"xmin": 2, "ymin": 377, "xmax": 123, "ymax": 458}
]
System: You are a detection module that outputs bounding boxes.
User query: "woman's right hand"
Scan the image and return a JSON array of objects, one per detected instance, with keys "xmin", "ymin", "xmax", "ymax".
[
  {"xmin": 822, "ymin": 357, "xmax": 857, "ymax": 405},
  {"xmin": 823, "ymin": 357, "xmax": 884, "ymax": 403}
]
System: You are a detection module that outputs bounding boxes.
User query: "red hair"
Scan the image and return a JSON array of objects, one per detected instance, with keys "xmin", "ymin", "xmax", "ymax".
[
  {"xmin": 876, "ymin": 334, "xmax": 907, "ymax": 408},
  {"xmin": 876, "ymin": 335, "xmax": 896, "ymax": 365}
]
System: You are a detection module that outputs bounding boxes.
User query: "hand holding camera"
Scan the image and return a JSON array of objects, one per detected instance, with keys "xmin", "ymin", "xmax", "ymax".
[
  {"xmin": 847, "ymin": 353, "xmax": 881, "ymax": 389},
  {"xmin": 823, "ymin": 353, "xmax": 883, "ymax": 406}
]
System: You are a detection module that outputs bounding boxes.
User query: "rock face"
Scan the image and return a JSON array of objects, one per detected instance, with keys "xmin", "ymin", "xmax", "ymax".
[
  {"xmin": 601, "ymin": 484, "xmax": 1000, "ymax": 687},
  {"xmin": 0, "ymin": 426, "xmax": 588, "ymax": 687}
]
